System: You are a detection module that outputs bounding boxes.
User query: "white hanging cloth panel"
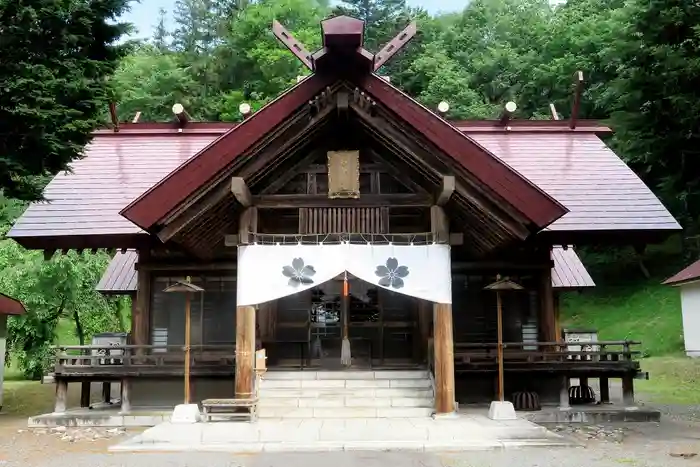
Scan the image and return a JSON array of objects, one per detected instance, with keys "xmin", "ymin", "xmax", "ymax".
[
  {"xmin": 346, "ymin": 244, "xmax": 452, "ymax": 304},
  {"xmin": 236, "ymin": 243, "xmax": 452, "ymax": 306},
  {"xmin": 237, "ymin": 244, "xmax": 345, "ymax": 306}
]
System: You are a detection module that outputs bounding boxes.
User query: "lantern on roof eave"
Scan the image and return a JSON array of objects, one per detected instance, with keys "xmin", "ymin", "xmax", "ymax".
[
  {"xmin": 239, "ymin": 102, "xmax": 252, "ymax": 117},
  {"xmin": 483, "ymin": 275, "xmax": 524, "ymax": 405},
  {"xmin": 437, "ymin": 101, "xmax": 450, "ymax": 114},
  {"xmin": 163, "ymin": 278, "xmax": 205, "ymax": 406}
]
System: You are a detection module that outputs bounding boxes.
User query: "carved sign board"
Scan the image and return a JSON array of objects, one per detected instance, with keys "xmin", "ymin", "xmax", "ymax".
[{"xmin": 327, "ymin": 150, "xmax": 360, "ymax": 199}]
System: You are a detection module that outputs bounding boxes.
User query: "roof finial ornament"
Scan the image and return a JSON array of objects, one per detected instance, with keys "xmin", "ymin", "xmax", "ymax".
[
  {"xmin": 500, "ymin": 101, "xmax": 517, "ymax": 126},
  {"xmin": 172, "ymin": 103, "xmax": 190, "ymax": 127},
  {"xmin": 437, "ymin": 101, "xmax": 449, "ymax": 117}
]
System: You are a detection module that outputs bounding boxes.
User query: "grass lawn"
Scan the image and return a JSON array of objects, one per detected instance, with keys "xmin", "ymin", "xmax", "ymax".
[
  {"xmin": 636, "ymin": 355, "xmax": 700, "ymax": 404},
  {"xmin": 561, "ymin": 280, "xmax": 684, "ymax": 357}
]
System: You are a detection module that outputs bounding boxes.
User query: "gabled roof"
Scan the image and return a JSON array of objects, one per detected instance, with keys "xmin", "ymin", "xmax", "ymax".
[
  {"xmin": 95, "ymin": 245, "xmax": 593, "ymax": 294},
  {"xmin": 8, "ymin": 121, "xmax": 680, "ymax": 249},
  {"xmin": 120, "ymin": 74, "xmax": 566, "ymax": 233},
  {"xmin": 119, "ymin": 17, "xmax": 566, "ymax": 234},
  {"xmin": 0, "ymin": 293, "xmax": 26, "ymax": 316},
  {"xmin": 664, "ymin": 259, "xmax": 700, "ymax": 286}
]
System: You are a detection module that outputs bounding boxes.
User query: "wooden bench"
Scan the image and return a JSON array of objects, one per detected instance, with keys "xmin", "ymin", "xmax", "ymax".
[{"xmin": 201, "ymin": 398, "xmax": 259, "ymax": 422}]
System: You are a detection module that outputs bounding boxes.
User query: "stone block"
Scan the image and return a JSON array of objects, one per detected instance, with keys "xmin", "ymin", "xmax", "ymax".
[{"xmin": 488, "ymin": 401, "xmax": 517, "ymax": 421}]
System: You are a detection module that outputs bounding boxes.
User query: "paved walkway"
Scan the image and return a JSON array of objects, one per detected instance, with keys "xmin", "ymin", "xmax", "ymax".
[{"xmin": 110, "ymin": 414, "xmax": 574, "ymax": 453}]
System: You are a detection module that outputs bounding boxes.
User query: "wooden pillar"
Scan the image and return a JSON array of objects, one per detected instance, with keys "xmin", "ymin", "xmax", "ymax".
[
  {"xmin": 622, "ymin": 375, "xmax": 635, "ymax": 407},
  {"xmin": 0, "ymin": 315, "xmax": 6, "ymax": 411},
  {"xmin": 553, "ymin": 292, "xmax": 562, "ymax": 341},
  {"xmin": 102, "ymin": 382, "xmax": 112, "ymax": 404},
  {"xmin": 558, "ymin": 376, "xmax": 570, "ymax": 410},
  {"xmin": 599, "ymin": 377, "xmax": 610, "ymax": 404},
  {"xmin": 80, "ymin": 382, "xmax": 91, "ymax": 408},
  {"xmin": 235, "ymin": 305, "xmax": 256, "ymax": 399},
  {"xmin": 539, "ymin": 262, "xmax": 557, "ymax": 342},
  {"xmin": 133, "ymin": 254, "xmax": 151, "ymax": 349},
  {"xmin": 434, "ymin": 303, "xmax": 455, "ymax": 414},
  {"xmin": 54, "ymin": 379, "xmax": 68, "ymax": 413},
  {"xmin": 120, "ymin": 378, "xmax": 131, "ymax": 413}
]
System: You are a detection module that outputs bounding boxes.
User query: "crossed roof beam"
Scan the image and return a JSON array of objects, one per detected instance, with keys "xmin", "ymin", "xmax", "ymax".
[{"xmin": 272, "ymin": 16, "xmax": 417, "ymax": 74}]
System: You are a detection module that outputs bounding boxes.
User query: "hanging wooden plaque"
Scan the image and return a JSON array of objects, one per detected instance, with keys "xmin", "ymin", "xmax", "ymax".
[{"xmin": 327, "ymin": 150, "xmax": 360, "ymax": 199}]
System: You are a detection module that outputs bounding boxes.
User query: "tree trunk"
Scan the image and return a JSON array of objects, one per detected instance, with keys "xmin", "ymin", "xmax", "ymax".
[{"xmin": 73, "ymin": 309, "xmax": 85, "ymax": 346}]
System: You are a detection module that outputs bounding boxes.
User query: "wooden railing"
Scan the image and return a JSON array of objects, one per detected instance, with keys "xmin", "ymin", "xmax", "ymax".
[
  {"xmin": 453, "ymin": 341, "xmax": 642, "ymax": 375},
  {"xmin": 53, "ymin": 345, "xmax": 236, "ymax": 378}
]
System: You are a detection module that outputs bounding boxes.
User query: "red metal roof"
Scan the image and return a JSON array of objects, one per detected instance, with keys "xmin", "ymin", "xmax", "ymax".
[
  {"xmin": 475, "ymin": 133, "xmax": 680, "ymax": 232},
  {"xmin": 8, "ymin": 122, "xmax": 679, "ymax": 247},
  {"xmin": 664, "ymin": 259, "xmax": 700, "ymax": 286},
  {"xmin": 95, "ymin": 249, "xmax": 138, "ymax": 294},
  {"xmin": 0, "ymin": 293, "xmax": 26, "ymax": 315},
  {"xmin": 95, "ymin": 246, "xmax": 593, "ymax": 293},
  {"xmin": 551, "ymin": 246, "xmax": 595, "ymax": 289}
]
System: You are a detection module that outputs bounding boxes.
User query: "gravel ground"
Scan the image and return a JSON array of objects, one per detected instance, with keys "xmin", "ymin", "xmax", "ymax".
[
  {"xmin": 2, "ymin": 394, "xmax": 700, "ymax": 467},
  {"xmin": 1, "ymin": 416, "xmax": 700, "ymax": 467}
]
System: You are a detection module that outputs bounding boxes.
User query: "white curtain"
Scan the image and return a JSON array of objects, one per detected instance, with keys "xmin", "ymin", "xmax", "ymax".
[{"xmin": 236, "ymin": 243, "xmax": 451, "ymax": 306}]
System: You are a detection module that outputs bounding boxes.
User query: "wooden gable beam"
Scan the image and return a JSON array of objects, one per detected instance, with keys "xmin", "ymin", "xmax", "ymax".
[
  {"xmin": 231, "ymin": 177, "xmax": 252, "ymax": 207},
  {"xmin": 435, "ymin": 176, "xmax": 455, "ymax": 206},
  {"xmin": 373, "ymin": 22, "xmax": 417, "ymax": 71},
  {"xmin": 272, "ymin": 21, "xmax": 313, "ymax": 70}
]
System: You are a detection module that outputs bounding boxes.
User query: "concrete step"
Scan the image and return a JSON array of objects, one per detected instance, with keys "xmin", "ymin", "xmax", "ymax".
[
  {"xmin": 259, "ymin": 378, "xmax": 432, "ymax": 389},
  {"xmin": 258, "ymin": 396, "xmax": 433, "ymax": 408},
  {"xmin": 257, "ymin": 406, "xmax": 434, "ymax": 418},
  {"xmin": 263, "ymin": 370, "xmax": 428, "ymax": 380},
  {"xmin": 259, "ymin": 387, "xmax": 434, "ymax": 398}
]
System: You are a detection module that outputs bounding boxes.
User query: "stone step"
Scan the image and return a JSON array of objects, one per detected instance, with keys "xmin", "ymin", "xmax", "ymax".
[
  {"xmin": 258, "ymin": 396, "xmax": 434, "ymax": 408},
  {"xmin": 259, "ymin": 387, "xmax": 434, "ymax": 398},
  {"xmin": 263, "ymin": 370, "xmax": 428, "ymax": 381},
  {"xmin": 259, "ymin": 378, "xmax": 432, "ymax": 389},
  {"xmin": 257, "ymin": 406, "xmax": 434, "ymax": 419}
]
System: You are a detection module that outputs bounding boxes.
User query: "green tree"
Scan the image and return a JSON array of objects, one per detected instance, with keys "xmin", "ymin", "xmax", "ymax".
[
  {"xmin": 112, "ymin": 45, "xmax": 201, "ymax": 121},
  {"xmin": 607, "ymin": 0, "xmax": 700, "ymax": 232},
  {"xmin": 0, "ymin": 0, "xmax": 132, "ymax": 200}
]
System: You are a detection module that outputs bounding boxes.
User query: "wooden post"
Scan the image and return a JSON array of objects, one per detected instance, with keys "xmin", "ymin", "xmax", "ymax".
[
  {"xmin": 599, "ymin": 377, "xmax": 610, "ymax": 404},
  {"xmin": 539, "ymin": 264, "xmax": 557, "ymax": 342},
  {"xmin": 235, "ymin": 305, "xmax": 256, "ymax": 399},
  {"xmin": 54, "ymin": 379, "xmax": 68, "ymax": 413},
  {"xmin": 133, "ymin": 255, "xmax": 151, "ymax": 350},
  {"xmin": 120, "ymin": 378, "xmax": 131, "ymax": 413},
  {"xmin": 559, "ymin": 376, "xmax": 570, "ymax": 410},
  {"xmin": 622, "ymin": 375, "xmax": 635, "ymax": 407},
  {"xmin": 184, "ymin": 292, "xmax": 192, "ymax": 404},
  {"xmin": 496, "ymin": 292, "xmax": 505, "ymax": 402},
  {"xmin": 102, "ymin": 382, "xmax": 111, "ymax": 404},
  {"xmin": 433, "ymin": 303, "xmax": 455, "ymax": 414},
  {"xmin": 80, "ymin": 382, "xmax": 91, "ymax": 408}
]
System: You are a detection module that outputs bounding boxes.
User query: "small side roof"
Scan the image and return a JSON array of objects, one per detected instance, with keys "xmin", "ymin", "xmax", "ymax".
[
  {"xmin": 95, "ymin": 249, "xmax": 138, "ymax": 295},
  {"xmin": 663, "ymin": 259, "xmax": 700, "ymax": 286},
  {"xmin": 95, "ymin": 246, "xmax": 594, "ymax": 293},
  {"xmin": 0, "ymin": 293, "xmax": 26, "ymax": 316},
  {"xmin": 551, "ymin": 246, "xmax": 595, "ymax": 289}
]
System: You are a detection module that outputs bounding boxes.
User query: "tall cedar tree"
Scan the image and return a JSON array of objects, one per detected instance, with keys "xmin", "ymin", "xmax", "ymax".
[
  {"xmin": 609, "ymin": 0, "xmax": 700, "ymax": 231},
  {"xmin": 0, "ymin": 0, "xmax": 131, "ymax": 200},
  {"xmin": 333, "ymin": 0, "xmax": 409, "ymax": 51}
]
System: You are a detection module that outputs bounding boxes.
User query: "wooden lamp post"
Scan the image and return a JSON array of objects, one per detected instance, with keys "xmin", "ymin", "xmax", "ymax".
[
  {"xmin": 163, "ymin": 277, "xmax": 204, "ymax": 405},
  {"xmin": 484, "ymin": 274, "xmax": 523, "ymax": 419}
]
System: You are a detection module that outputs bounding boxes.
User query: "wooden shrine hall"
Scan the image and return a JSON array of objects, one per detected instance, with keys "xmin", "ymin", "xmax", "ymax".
[{"xmin": 8, "ymin": 15, "xmax": 680, "ymax": 417}]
